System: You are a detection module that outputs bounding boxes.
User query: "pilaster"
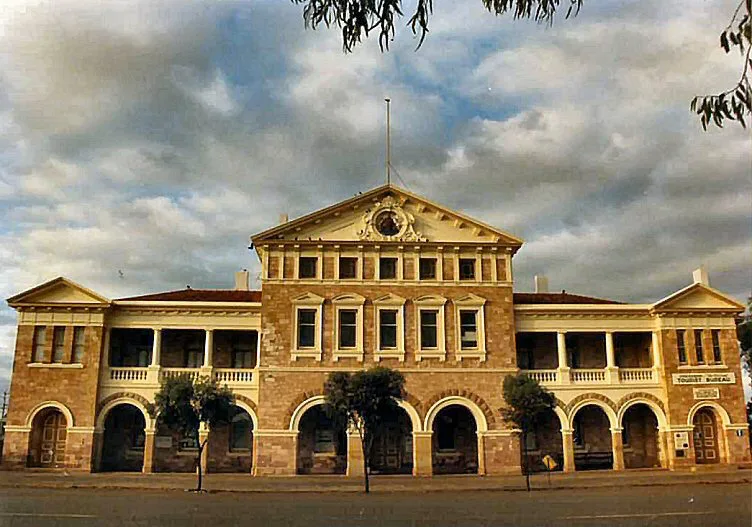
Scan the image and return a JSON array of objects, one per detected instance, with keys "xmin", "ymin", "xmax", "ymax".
[{"xmin": 412, "ymin": 431, "xmax": 433, "ymax": 476}]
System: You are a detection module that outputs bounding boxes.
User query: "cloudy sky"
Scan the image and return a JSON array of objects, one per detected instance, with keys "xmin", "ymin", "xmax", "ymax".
[{"xmin": 0, "ymin": 0, "xmax": 750, "ymax": 394}]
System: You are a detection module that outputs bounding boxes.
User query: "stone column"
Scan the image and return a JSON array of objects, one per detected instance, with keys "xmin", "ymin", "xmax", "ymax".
[
  {"xmin": 605, "ymin": 332, "xmax": 619, "ymax": 384},
  {"xmin": 651, "ymin": 331, "xmax": 662, "ymax": 370},
  {"xmin": 657, "ymin": 428, "xmax": 669, "ymax": 468},
  {"xmin": 556, "ymin": 332, "xmax": 571, "ymax": 384},
  {"xmin": 253, "ymin": 431, "xmax": 299, "ymax": 476},
  {"xmin": 142, "ymin": 428, "xmax": 156, "ymax": 473},
  {"xmin": 476, "ymin": 432, "xmax": 486, "ymax": 475},
  {"xmin": 203, "ymin": 329, "xmax": 214, "ymax": 368},
  {"xmin": 412, "ymin": 431, "xmax": 433, "ymax": 476},
  {"xmin": 198, "ymin": 424, "xmax": 210, "ymax": 475},
  {"xmin": 346, "ymin": 430, "xmax": 365, "ymax": 477},
  {"xmin": 561, "ymin": 430, "xmax": 575, "ymax": 473},
  {"xmin": 611, "ymin": 427, "xmax": 625, "ymax": 471},
  {"xmin": 147, "ymin": 328, "xmax": 162, "ymax": 384}
]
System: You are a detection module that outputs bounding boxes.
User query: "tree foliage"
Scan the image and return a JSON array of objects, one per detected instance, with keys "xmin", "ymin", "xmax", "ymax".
[
  {"xmin": 151, "ymin": 375, "xmax": 234, "ymax": 491},
  {"xmin": 324, "ymin": 366, "xmax": 406, "ymax": 492},
  {"xmin": 292, "ymin": 0, "xmax": 751, "ymax": 130},
  {"xmin": 691, "ymin": 1, "xmax": 752, "ymax": 129},
  {"xmin": 501, "ymin": 373, "xmax": 556, "ymax": 490}
]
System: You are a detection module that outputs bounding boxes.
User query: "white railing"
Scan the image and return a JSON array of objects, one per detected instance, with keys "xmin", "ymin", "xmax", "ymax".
[
  {"xmin": 571, "ymin": 369, "xmax": 607, "ymax": 383},
  {"xmin": 109, "ymin": 367, "xmax": 149, "ymax": 382},
  {"xmin": 619, "ymin": 368, "xmax": 654, "ymax": 383},
  {"xmin": 213, "ymin": 369, "xmax": 254, "ymax": 384},
  {"xmin": 160, "ymin": 368, "xmax": 202, "ymax": 382},
  {"xmin": 521, "ymin": 369, "xmax": 558, "ymax": 384}
]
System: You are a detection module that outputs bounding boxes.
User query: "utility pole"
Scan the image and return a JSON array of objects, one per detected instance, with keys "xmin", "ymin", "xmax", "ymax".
[{"xmin": 385, "ymin": 97, "xmax": 391, "ymax": 185}]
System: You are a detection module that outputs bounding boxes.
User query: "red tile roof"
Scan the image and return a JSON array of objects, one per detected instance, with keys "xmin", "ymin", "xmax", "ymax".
[
  {"xmin": 513, "ymin": 292, "xmax": 621, "ymax": 305},
  {"xmin": 117, "ymin": 289, "xmax": 261, "ymax": 302}
]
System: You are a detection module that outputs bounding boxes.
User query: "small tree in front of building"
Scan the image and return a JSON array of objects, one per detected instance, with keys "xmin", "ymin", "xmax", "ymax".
[
  {"xmin": 151, "ymin": 375, "xmax": 234, "ymax": 492},
  {"xmin": 324, "ymin": 366, "xmax": 406, "ymax": 493},
  {"xmin": 502, "ymin": 373, "xmax": 556, "ymax": 492}
]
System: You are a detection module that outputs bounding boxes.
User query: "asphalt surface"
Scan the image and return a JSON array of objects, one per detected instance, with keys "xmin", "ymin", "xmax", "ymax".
[{"xmin": 0, "ymin": 484, "xmax": 750, "ymax": 526}]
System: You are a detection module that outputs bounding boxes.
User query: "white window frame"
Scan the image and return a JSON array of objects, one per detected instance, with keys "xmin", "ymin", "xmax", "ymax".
[
  {"xmin": 453, "ymin": 294, "xmax": 487, "ymax": 362},
  {"xmin": 336, "ymin": 254, "xmax": 361, "ymax": 281},
  {"xmin": 373, "ymin": 294, "xmax": 406, "ymax": 362},
  {"xmin": 332, "ymin": 293, "xmax": 365, "ymax": 361},
  {"xmin": 413, "ymin": 295, "xmax": 447, "ymax": 361},
  {"xmin": 375, "ymin": 251, "xmax": 402, "ymax": 281},
  {"xmin": 291, "ymin": 292, "xmax": 325, "ymax": 361}
]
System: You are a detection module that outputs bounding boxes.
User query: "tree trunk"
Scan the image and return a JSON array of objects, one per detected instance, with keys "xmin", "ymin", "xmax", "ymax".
[
  {"xmin": 359, "ymin": 428, "xmax": 370, "ymax": 494},
  {"xmin": 195, "ymin": 437, "xmax": 208, "ymax": 492},
  {"xmin": 522, "ymin": 429, "xmax": 530, "ymax": 492}
]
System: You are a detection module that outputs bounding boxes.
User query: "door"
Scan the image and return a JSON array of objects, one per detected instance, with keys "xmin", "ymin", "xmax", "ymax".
[
  {"xmin": 40, "ymin": 412, "xmax": 67, "ymax": 467},
  {"xmin": 693, "ymin": 410, "xmax": 719, "ymax": 464}
]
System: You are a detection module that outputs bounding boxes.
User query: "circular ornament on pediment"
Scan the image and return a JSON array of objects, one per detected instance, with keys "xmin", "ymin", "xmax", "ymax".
[
  {"xmin": 374, "ymin": 209, "xmax": 402, "ymax": 237},
  {"xmin": 358, "ymin": 195, "xmax": 426, "ymax": 242}
]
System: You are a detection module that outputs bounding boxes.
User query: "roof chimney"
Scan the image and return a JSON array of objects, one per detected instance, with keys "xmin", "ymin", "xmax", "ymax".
[
  {"xmin": 235, "ymin": 269, "xmax": 250, "ymax": 291},
  {"xmin": 279, "ymin": 213, "xmax": 289, "ymax": 224},
  {"xmin": 535, "ymin": 275, "xmax": 549, "ymax": 294},
  {"xmin": 692, "ymin": 266, "xmax": 709, "ymax": 286}
]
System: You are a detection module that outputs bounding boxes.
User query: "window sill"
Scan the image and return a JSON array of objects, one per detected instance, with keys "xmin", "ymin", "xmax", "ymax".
[
  {"xmin": 415, "ymin": 351, "xmax": 446, "ymax": 362},
  {"xmin": 333, "ymin": 350, "xmax": 364, "ymax": 362},
  {"xmin": 374, "ymin": 350, "xmax": 405, "ymax": 362},
  {"xmin": 28, "ymin": 363, "xmax": 84, "ymax": 369},
  {"xmin": 291, "ymin": 350, "xmax": 322, "ymax": 362},
  {"xmin": 455, "ymin": 351, "xmax": 486, "ymax": 362},
  {"xmin": 677, "ymin": 364, "xmax": 727, "ymax": 370}
]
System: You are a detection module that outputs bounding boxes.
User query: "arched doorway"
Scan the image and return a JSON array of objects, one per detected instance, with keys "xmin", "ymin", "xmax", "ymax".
[
  {"xmin": 432, "ymin": 405, "xmax": 478, "ymax": 474},
  {"xmin": 693, "ymin": 408, "xmax": 721, "ymax": 464},
  {"xmin": 621, "ymin": 404, "xmax": 661, "ymax": 469},
  {"xmin": 101, "ymin": 404, "xmax": 146, "ymax": 472},
  {"xmin": 524, "ymin": 408, "xmax": 564, "ymax": 473},
  {"xmin": 370, "ymin": 406, "xmax": 413, "ymax": 474},
  {"xmin": 572, "ymin": 405, "xmax": 613, "ymax": 471},
  {"xmin": 28, "ymin": 408, "xmax": 67, "ymax": 468},
  {"xmin": 208, "ymin": 405, "xmax": 255, "ymax": 473},
  {"xmin": 297, "ymin": 405, "xmax": 346, "ymax": 474}
]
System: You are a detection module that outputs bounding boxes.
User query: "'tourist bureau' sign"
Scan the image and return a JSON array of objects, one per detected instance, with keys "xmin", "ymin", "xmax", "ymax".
[{"xmin": 672, "ymin": 372, "xmax": 735, "ymax": 385}]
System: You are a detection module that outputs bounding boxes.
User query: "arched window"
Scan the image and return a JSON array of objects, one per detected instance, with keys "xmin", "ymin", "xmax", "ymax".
[{"xmin": 229, "ymin": 410, "xmax": 253, "ymax": 452}]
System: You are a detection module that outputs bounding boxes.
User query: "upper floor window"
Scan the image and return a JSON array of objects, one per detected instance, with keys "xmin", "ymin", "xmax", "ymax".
[
  {"xmin": 379, "ymin": 310, "xmax": 398, "ymax": 349},
  {"xmin": 373, "ymin": 293, "xmax": 405, "ymax": 360},
  {"xmin": 459, "ymin": 258, "xmax": 475, "ymax": 280},
  {"xmin": 419, "ymin": 258, "xmax": 437, "ymax": 280},
  {"xmin": 414, "ymin": 295, "xmax": 447, "ymax": 360},
  {"xmin": 232, "ymin": 333, "xmax": 257, "ymax": 369},
  {"xmin": 419, "ymin": 310, "xmax": 438, "ymax": 349},
  {"xmin": 338, "ymin": 310, "xmax": 358, "ymax": 349},
  {"xmin": 185, "ymin": 343, "xmax": 203, "ymax": 368},
  {"xmin": 711, "ymin": 330, "xmax": 722, "ymax": 364},
  {"xmin": 339, "ymin": 257, "xmax": 358, "ymax": 279},
  {"xmin": 459, "ymin": 310, "xmax": 478, "ymax": 349},
  {"xmin": 110, "ymin": 328, "xmax": 152, "ymax": 367},
  {"xmin": 676, "ymin": 330, "xmax": 687, "ymax": 364},
  {"xmin": 694, "ymin": 329, "xmax": 704, "ymax": 364},
  {"xmin": 297, "ymin": 309, "xmax": 317, "ymax": 348},
  {"xmin": 52, "ymin": 327, "xmax": 66, "ymax": 363},
  {"xmin": 299, "ymin": 257, "xmax": 318, "ymax": 279},
  {"xmin": 72, "ymin": 327, "xmax": 85, "ymax": 363},
  {"xmin": 33, "ymin": 326, "xmax": 47, "ymax": 362},
  {"xmin": 379, "ymin": 257, "xmax": 397, "ymax": 280}
]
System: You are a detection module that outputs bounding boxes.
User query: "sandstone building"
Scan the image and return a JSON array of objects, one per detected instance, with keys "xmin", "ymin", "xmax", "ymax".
[{"xmin": 2, "ymin": 184, "xmax": 750, "ymax": 475}]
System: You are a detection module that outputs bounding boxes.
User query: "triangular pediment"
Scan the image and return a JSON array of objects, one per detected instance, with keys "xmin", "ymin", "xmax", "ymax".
[
  {"xmin": 7, "ymin": 277, "xmax": 110, "ymax": 307},
  {"xmin": 652, "ymin": 283, "xmax": 744, "ymax": 313},
  {"xmin": 252, "ymin": 184, "xmax": 523, "ymax": 247}
]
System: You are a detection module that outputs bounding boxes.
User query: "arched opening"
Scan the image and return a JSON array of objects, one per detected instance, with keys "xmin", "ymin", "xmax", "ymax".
[
  {"xmin": 208, "ymin": 405, "xmax": 255, "ymax": 473},
  {"xmin": 101, "ymin": 404, "xmax": 146, "ymax": 472},
  {"xmin": 297, "ymin": 405, "xmax": 346, "ymax": 474},
  {"xmin": 524, "ymin": 408, "xmax": 564, "ymax": 473},
  {"xmin": 572, "ymin": 405, "xmax": 613, "ymax": 471},
  {"xmin": 28, "ymin": 408, "xmax": 67, "ymax": 468},
  {"xmin": 693, "ymin": 408, "xmax": 721, "ymax": 465},
  {"xmin": 622, "ymin": 404, "xmax": 661, "ymax": 469},
  {"xmin": 370, "ymin": 406, "xmax": 413, "ymax": 474},
  {"xmin": 432, "ymin": 405, "xmax": 478, "ymax": 474}
]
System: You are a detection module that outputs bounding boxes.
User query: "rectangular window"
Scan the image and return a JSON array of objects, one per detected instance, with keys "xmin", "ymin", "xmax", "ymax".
[
  {"xmin": 379, "ymin": 257, "xmax": 397, "ymax": 279},
  {"xmin": 232, "ymin": 336, "xmax": 256, "ymax": 369},
  {"xmin": 459, "ymin": 310, "xmax": 478, "ymax": 349},
  {"xmin": 299, "ymin": 257, "xmax": 318, "ymax": 279},
  {"xmin": 339, "ymin": 257, "xmax": 357, "ymax": 279},
  {"xmin": 419, "ymin": 310, "xmax": 438, "ymax": 349},
  {"xmin": 72, "ymin": 327, "xmax": 85, "ymax": 363},
  {"xmin": 711, "ymin": 330, "xmax": 722, "ymax": 363},
  {"xmin": 338, "ymin": 309, "xmax": 357, "ymax": 349},
  {"xmin": 676, "ymin": 330, "xmax": 687, "ymax": 364},
  {"xmin": 694, "ymin": 329, "xmax": 704, "ymax": 364},
  {"xmin": 185, "ymin": 347, "xmax": 203, "ymax": 368},
  {"xmin": 297, "ymin": 309, "xmax": 316, "ymax": 348},
  {"xmin": 379, "ymin": 310, "xmax": 398, "ymax": 349},
  {"xmin": 52, "ymin": 327, "xmax": 66, "ymax": 363},
  {"xmin": 459, "ymin": 258, "xmax": 475, "ymax": 280},
  {"xmin": 33, "ymin": 326, "xmax": 47, "ymax": 362},
  {"xmin": 419, "ymin": 258, "xmax": 437, "ymax": 280}
]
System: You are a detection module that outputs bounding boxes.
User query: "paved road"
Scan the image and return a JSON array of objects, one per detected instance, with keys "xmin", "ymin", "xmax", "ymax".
[{"xmin": 0, "ymin": 485, "xmax": 749, "ymax": 526}]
